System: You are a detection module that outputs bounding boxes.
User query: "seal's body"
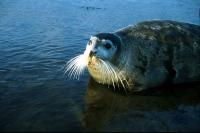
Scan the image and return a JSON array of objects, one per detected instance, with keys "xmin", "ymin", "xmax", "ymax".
[
  {"xmin": 85, "ymin": 20, "xmax": 200, "ymax": 91},
  {"xmin": 114, "ymin": 20, "xmax": 200, "ymax": 90}
]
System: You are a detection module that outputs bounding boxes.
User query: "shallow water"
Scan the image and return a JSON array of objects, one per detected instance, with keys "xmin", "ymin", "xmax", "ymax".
[{"xmin": 0, "ymin": 0, "xmax": 200, "ymax": 131}]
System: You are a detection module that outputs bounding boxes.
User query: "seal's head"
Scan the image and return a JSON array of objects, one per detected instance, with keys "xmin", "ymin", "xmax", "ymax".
[
  {"xmin": 84, "ymin": 33, "xmax": 124, "ymax": 85},
  {"xmin": 85, "ymin": 33, "xmax": 121, "ymax": 64}
]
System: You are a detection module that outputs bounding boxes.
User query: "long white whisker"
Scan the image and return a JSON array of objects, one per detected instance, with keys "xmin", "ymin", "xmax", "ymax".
[
  {"xmin": 65, "ymin": 56, "xmax": 81, "ymax": 70},
  {"xmin": 68, "ymin": 62, "xmax": 79, "ymax": 78},
  {"xmin": 99, "ymin": 59, "xmax": 116, "ymax": 90},
  {"xmin": 107, "ymin": 63, "xmax": 120, "ymax": 87},
  {"xmin": 107, "ymin": 63, "xmax": 118, "ymax": 89},
  {"xmin": 120, "ymin": 72, "xmax": 131, "ymax": 88},
  {"xmin": 102, "ymin": 60, "xmax": 115, "ymax": 88},
  {"xmin": 65, "ymin": 54, "xmax": 87, "ymax": 79},
  {"xmin": 65, "ymin": 56, "xmax": 80, "ymax": 73},
  {"xmin": 106, "ymin": 61, "xmax": 128, "ymax": 93},
  {"xmin": 118, "ymin": 73, "xmax": 128, "ymax": 94}
]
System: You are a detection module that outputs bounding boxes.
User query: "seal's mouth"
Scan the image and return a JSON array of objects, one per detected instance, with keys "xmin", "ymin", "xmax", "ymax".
[{"xmin": 87, "ymin": 56, "xmax": 101, "ymax": 72}]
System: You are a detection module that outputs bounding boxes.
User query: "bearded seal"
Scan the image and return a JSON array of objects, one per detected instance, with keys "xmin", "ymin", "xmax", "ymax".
[{"xmin": 66, "ymin": 20, "xmax": 200, "ymax": 92}]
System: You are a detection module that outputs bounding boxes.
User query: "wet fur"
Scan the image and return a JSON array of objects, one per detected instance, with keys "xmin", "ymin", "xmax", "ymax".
[{"xmin": 115, "ymin": 20, "xmax": 200, "ymax": 91}]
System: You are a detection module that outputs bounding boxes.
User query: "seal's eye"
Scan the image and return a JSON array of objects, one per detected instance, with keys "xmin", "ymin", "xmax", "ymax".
[
  {"xmin": 104, "ymin": 43, "xmax": 111, "ymax": 49},
  {"xmin": 88, "ymin": 40, "xmax": 92, "ymax": 45}
]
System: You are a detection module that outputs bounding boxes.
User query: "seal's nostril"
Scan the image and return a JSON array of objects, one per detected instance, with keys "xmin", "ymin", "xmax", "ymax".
[{"xmin": 89, "ymin": 51, "xmax": 97, "ymax": 57}]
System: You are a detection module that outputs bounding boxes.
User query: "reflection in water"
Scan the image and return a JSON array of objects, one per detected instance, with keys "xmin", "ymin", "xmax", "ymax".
[{"xmin": 83, "ymin": 78, "xmax": 200, "ymax": 131}]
